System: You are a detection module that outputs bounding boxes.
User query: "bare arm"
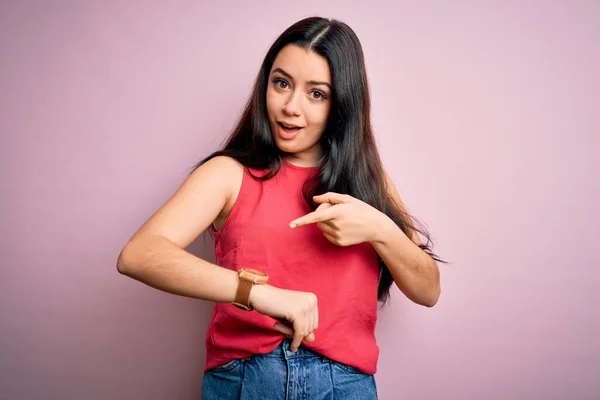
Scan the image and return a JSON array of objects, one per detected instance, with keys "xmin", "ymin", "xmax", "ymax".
[
  {"xmin": 118, "ymin": 234, "xmax": 242, "ymax": 302},
  {"xmin": 116, "ymin": 156, "xmax": 243, "ymax": 302},
  {"xmin": 371, "ymin": 220, "xmax": 440, "ymax": 307},
  {"xmin": 372, "ymin": 172, "xmax": 440, "ymax": 307}
]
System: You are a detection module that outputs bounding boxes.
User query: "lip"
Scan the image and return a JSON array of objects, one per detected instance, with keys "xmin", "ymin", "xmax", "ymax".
[
  {"xmin": 278, "ymin": 121, "xmax": 303, "ymax": 129},
  {"xmin": 276, "ymin": 121, "xmax": 303, "ymax": 140}
]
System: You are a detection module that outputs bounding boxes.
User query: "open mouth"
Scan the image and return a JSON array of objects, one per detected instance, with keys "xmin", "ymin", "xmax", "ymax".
[{"xmin": 278, "ymin": 122, "xmax": 302, "ymax": 132}]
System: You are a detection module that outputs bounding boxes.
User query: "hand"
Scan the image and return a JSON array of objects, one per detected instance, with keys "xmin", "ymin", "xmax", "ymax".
[
  {"xmin": 249, "ymin": 284, "xmax": 318, "ymax": 352},
  {"xmin": 289, "ymin": 192, "xmax": 389, "ymax": 246}
]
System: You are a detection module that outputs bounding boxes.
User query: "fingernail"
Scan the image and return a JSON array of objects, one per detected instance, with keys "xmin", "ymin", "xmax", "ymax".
[{"xmin": 289, "ymin": 223, "xmax": 297, "ymax": 229}]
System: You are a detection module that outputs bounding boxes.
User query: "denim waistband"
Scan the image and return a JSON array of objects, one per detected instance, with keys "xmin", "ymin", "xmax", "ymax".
[{"xmin": 263, "ymin": 339, "xmax": 324, "ymax": 360}]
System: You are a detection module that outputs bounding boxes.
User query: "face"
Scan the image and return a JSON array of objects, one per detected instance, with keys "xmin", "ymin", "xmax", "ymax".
[{"xmin": 266, "ymin": 44, "xmax": 332, "ymax": 166}]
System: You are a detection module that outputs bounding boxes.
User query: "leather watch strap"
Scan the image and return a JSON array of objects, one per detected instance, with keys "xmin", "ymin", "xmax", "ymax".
[{"xmin": 233, "ymin": 278, "xmax": 254, "ymax": 311}]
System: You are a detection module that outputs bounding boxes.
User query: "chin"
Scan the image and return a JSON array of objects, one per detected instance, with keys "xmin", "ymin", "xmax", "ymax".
[{"xmin": 273, "ymin": 138, "xmax": 298, "ymax": 153}]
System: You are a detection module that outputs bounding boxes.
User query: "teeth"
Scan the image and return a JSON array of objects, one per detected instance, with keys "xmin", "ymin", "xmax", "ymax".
[{"xmin": 280, "ymin": 123, "xmax": 299, "ymax": 129}]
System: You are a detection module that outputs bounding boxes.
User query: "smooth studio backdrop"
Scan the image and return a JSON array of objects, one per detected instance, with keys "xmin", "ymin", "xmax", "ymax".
[{"xmin": 1, "ymin": 1, "xmax": 598, "ymax": 399}]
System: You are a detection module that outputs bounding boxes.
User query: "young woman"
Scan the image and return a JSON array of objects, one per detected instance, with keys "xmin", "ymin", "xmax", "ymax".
[{"xmin": 117, "ymin": 16, "xmax": 442, "ymax": 400}]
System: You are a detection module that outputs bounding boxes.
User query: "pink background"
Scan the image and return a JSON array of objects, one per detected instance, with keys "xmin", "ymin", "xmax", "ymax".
[{"xmin": 1, "ymin": 1, "xmax": 599, "ymax": 399}]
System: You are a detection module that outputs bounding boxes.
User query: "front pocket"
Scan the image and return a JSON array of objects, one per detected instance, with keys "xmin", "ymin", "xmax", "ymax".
[{"xmin": 331, "ymin": 361, "xmax": 364, "ymax": 375}]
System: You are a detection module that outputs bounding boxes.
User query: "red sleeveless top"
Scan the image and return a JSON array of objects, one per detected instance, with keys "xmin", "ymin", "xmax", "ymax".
[{"xmin": 205, "ymin": 159, "xmax": 381, "ymax": 374}]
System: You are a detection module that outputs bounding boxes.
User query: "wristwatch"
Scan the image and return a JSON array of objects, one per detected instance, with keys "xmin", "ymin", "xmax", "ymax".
[{"xmin": 232, "ymin": 268, "xmax": 269, "ymax": 311}]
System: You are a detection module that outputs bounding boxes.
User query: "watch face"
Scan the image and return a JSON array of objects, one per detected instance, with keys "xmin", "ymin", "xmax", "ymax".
[
  {"xmin": 243, "ymin": 268, "xmax": 267, "ymax": 277},
  {"xmin": 240, "ymin": 268, "xmax": 269, "ymax": 284}
]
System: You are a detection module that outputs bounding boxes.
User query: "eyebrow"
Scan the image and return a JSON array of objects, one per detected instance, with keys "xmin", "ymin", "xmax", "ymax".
[{"xmin": 272, "ymin": 68, "xmax": 331, "ymax": 90}]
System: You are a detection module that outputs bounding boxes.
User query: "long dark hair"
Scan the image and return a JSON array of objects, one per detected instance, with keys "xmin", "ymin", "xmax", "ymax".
[{"xmin": 192, "ymin": 17, "xmax": 443, "ymax": 304}]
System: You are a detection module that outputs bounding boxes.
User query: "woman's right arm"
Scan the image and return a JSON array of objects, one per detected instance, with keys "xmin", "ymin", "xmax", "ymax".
[
  {"xmin": 116, "ymin": 156, "xmax": 244, "ymax": 302},
  {"xmin": 116, "ymin": 156, "xmax": 317, "ymax": 351}
]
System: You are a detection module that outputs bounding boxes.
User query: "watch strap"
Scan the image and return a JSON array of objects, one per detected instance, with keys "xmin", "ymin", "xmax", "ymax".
[{"xmin": 233, "ymin": 278, "xmax": 254, "ymax": 311}]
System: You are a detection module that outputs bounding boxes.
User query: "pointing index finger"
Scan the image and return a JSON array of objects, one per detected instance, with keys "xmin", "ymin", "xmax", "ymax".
[
  {"xmin": 289, "ymin": 211, "xmax": 321, "ymax": 228},
  {"xmin": 290, "ymin": 207, "xmax": 334, "ymax": 228}
]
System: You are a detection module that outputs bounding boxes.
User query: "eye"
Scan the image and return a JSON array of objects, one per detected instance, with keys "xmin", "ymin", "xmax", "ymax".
[
  {"xmin": 311, "ymin": 90, "xmax": 327, "ymax": 101},
  {"xmin": 272, "ymin": 78, "xmax": 289, "ymax": 89}
]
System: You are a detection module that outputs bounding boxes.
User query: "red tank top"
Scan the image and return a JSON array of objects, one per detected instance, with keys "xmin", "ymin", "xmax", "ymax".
[{"xmin": 205, "ymin": 159, "xmax": 381, "ymax": 374}]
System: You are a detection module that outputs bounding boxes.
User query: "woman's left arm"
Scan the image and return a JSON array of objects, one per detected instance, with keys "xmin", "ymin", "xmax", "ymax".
[
  {"xmin": 289, "ymin": 173, "xmax": 440, "ymax": 307},
  {"xmin": 370, "ymin": 212, "xmax": 441, "ymax": 307},
  {"xmin": 370, "ymin": 173, "xmax": 441, "ymax": 307}
]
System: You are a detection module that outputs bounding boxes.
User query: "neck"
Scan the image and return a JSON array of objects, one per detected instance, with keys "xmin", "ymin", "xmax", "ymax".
[
  {"xmin": 283, "ymin": 155, "xmax": 319, "ymax": 168},
  {"xmin": 284, "ymin": 144, "xmax": 323, "ymax": 167}
]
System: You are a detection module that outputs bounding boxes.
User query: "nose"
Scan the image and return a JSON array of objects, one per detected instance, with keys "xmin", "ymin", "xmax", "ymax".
[{"xmin": 283, "ymin": 92, "xmax": 301, "ymax": 116}]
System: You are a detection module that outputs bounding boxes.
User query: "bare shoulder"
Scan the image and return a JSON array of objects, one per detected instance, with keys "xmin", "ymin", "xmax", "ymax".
[
  {"xmin": 189, "ymin": 155, "xmax": 244, "ymax": 203},
  {"xmin": 125, "ymin": 155, "xmax": 244, "ymax": 250},
  {"xmin": 200, "ymin": 156, "xmax": 245, "ymax": 228},
  {"xmin": 198, "ymin": 155, "xmax": 244, "ymax": 186}
]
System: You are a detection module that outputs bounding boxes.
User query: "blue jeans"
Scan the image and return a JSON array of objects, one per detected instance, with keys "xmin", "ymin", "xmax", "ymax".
[{"xmin": 202, "ymin": 339, "xmax": 378, "ymax": 399}]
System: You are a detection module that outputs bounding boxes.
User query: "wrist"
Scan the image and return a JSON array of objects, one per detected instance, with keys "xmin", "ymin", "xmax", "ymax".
[
  {"xmin": 370, "ymin": 213, "xmax": 399, "ymax": 245},
  {"xmin": 248, "ymin": 283, "xmax": 272, "ymax": 308},
  {"xmin": 232, "ymin": 268, "xmax": 269, "ymax": 311}
]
